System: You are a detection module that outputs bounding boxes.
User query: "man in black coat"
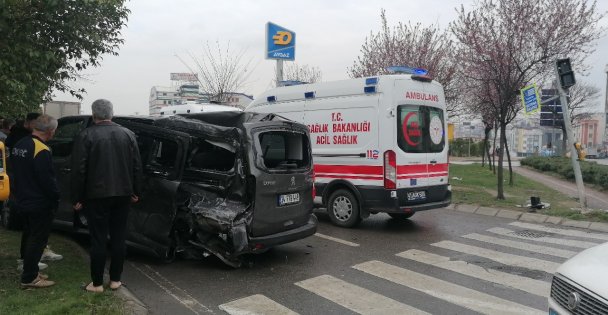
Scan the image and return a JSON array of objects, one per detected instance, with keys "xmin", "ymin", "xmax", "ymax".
[{"xmin": 71, "ymin": 99, "xmax": 142, "ymax": 293}]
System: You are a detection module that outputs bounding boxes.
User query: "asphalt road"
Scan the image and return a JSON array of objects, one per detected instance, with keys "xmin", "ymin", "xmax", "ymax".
[{"xmin": 119, "ymin": 208, "xmax": 608, "ymax": 315}]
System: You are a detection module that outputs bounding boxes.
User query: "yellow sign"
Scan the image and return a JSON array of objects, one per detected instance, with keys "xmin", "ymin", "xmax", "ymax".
[
  {"xmin": 273, "ymin": 31, "xmax": 293, "ymax": 45},
  {"xmin": 447, "ymin": 123, "xmax": 454, "ymax": 141}
]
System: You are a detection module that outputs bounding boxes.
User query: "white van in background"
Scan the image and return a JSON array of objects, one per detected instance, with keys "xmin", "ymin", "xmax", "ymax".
[
  {"xmin": 157, "ymin": 103, "xmax": 242, "ymax": 116},
  {"xmin": 247, "ymin": 69, "xmax": 451, "ymax": 227}
]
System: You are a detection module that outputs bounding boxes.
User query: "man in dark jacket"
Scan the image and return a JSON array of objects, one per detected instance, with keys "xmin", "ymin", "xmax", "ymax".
[
  {"xmin": 5, "ymin": 113, "xmax": 41, "ymax": 149},
  {"xmin": 12, "ymin": 114, "xmax": 59, "ymax": 288},
  {"xmin": 71, "ymin": 99, "xmax": 142, "ymax": 293}
]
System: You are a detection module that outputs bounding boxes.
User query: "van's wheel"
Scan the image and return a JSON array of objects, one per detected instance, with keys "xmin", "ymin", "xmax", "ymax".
[
  {"xmin": 327, "ymin": 189, "xmax": 361, "ymax": 228},
  {"xmin": 388, "ymin": 213, "xmax": 414, "ymax": 220}
]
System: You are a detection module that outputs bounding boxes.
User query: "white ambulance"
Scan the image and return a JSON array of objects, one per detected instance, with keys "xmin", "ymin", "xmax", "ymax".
[{"xmin": 246, "ymin": 70, "xmax": 451, "ymax": 227}]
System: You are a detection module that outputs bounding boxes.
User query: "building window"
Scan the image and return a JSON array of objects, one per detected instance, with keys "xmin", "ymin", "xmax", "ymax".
[{"xmin": 163, "ymin": 93, "xmax": 167, "ymax": 96}]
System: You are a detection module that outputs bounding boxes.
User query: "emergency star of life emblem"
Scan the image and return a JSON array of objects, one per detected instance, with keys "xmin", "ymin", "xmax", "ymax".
[{"xmin": 291, "ymin": 176, "xmax": 295, "ymax": 186}]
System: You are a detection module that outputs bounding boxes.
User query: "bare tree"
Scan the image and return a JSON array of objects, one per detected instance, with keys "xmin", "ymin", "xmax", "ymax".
[
  {"xmin": 278, "ymin": 63, "xmax": 322, "ymax": 84},
  {"xmin": 349, "ymin": 9, "xmax": 461, "ymax": 115},
  {"xmin": 451, "ymin": 0, "xmax": 605, "ymax": 199},
  {"xmin": 185, "ymin": 41, "xmax": 255, "ymax": 104}
]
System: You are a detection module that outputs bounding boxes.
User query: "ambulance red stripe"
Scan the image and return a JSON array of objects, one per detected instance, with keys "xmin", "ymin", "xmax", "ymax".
[{"xmin": 314, "ymin": 163, "xmax": 448, "ymax": 176}]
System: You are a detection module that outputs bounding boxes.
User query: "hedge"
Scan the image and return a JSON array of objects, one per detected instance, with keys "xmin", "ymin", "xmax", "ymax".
[{"xmin": 521, "ymin": 156, "xmax": 608, "ymax": 189}]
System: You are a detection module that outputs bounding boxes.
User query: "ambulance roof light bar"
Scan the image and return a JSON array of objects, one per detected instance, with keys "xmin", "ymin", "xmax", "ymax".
[
  {"xmin": 278, "ymin": 80, "xmax": 308, "ymax": 87},
  {"xmin": 386, "ymin": 66, "xmax": 428, "ymax": 75}
]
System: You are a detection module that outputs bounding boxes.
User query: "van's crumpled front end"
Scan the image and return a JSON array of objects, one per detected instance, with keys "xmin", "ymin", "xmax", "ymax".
[{"xmin": 157, "ymin": 112, "xmax": 316, "ymax": 267}]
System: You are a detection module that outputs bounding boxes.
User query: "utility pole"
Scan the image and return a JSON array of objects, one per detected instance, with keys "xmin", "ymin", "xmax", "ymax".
[
  {"xmin": 555, "ymin": 59, "xmax": 586, "ymax": 209},
  {"xmin": 276, "ymin": 59, "xmax": 284, "ymax": 87}
]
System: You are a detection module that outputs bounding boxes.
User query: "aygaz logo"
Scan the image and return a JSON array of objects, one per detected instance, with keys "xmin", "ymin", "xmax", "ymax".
[{"xmin": 273, "ymin": 31, "xmax": 292, "ymax": 45}]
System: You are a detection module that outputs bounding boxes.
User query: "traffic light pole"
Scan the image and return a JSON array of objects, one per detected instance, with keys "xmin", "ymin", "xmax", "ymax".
[{"xmin": 554, "ymin": 63, "xmax": 587, "ymax": 209}]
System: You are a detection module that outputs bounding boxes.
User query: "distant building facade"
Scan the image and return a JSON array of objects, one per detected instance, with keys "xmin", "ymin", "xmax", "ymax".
[{"xmin": 149, "ymin": 84, "xmax": 253, "ymax": 116}]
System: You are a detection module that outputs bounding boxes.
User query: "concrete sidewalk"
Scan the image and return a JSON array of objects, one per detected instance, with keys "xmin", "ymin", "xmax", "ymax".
[{"xmin": 512, "ymin": 166, "xmax": 608, "ymax": 211}]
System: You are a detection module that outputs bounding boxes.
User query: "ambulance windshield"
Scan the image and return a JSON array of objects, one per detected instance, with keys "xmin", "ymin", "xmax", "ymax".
[{"xmin": 397, "ymin": 105, "xmax": 445, "ymax": 153}]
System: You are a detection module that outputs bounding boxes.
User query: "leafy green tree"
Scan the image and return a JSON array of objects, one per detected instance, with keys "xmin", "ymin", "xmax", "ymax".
[{"xmin": 0, "ymin": 0, "xmax": 130, "ymax": 117}]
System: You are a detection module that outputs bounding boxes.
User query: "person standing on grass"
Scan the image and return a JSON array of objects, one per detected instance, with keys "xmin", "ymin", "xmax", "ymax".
[
  {"xmin": 12, "ymin": 115, "xmax": 59, "ymax": 289},
  {"xmin": 71, "ymin": 99, "xmax": 142, "ymax": 293}
]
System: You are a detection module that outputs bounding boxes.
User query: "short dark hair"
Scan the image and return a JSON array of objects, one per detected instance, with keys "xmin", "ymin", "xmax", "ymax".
[{"xmin": 26, "ymin": 112, "xmax": 41, "ymax": 121}]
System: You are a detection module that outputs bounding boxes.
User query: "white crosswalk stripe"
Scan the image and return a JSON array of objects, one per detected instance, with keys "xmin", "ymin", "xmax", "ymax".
[
  {"xmin": 509, "ymin": 221, "xmax": 608, "ymax": 242},
  {"xmin": 396, "ymin": 249, "xmax": 551, "ymax": 297},
  {"xmin": 487, "ymin": 227, "xmax": 600, "ymax": 249},
  {"xmin": 219, "ymin": 294, "xmax": 299, "ymax": 315},
  {"xmin": 462, "ymin": 232, "xmax": 577, "ymax": 258},
  {"xmin": 353, "ymin": 260, "xmax": 544, "ymax": 315},
  {"xmin": 295, "ymin": 274, "xmax": 430, "ymax": 315},
  {"xmin": 432, "ymin": 240, "xmax": 561, "ymax": 273},
  {"xmin": 218, "ymin": 221, "xmax": 602, "ymax": 314}
]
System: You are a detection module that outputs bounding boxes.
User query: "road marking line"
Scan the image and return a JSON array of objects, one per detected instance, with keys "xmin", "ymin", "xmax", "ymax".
[
  {"xmin": 353, "ymin": 260, "xmax": 543, "ymax": 315},
  {"xmin": 396, "ymin": 249, "xmax": 551, "ymax": 297},
  {"xmin": 314, "ymin": 233, "xmax": 360, "ymax": 247},
  {"xmin": 219, "ymin": 294, "xmax": 298, "ymax": 315},
  {"xmin": 487, "ymin": 227, "xmax": 599, "ymax": 249},
  {"xmin": 462, "ymin": 233, "xmax": 577, "ymax": 258},
  {"xmin": 509, "ymin": 222, "xmax": 608, "ymax": 241},
  {"xmin": 130, "ymin": 263, "xmax": 214, "ymax": 314},
  {"xmin": 432, "ymin": 240, "xmax": 561, "ymax": 273},
  {"xmin": 295, "ymin": 274, "xmax": 429, "ymax": 315}
]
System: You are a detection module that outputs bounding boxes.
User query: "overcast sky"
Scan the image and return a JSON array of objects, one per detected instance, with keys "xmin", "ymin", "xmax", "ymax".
[{"xmin": 55, "ymin": 0, "xmax": 608, "ymax": 115}]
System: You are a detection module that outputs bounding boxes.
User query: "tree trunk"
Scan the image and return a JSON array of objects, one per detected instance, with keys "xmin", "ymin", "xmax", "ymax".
[
  {"xmin": 496, "ymin": 121, "xmax": 506, "ymax": 200},
  {"xmin": 492, "ymin": 123, "xmax": 499, "ymax": 174},
  {"xmin": 504, "ymin": 134, "xmax": 513, "ymax": 186}
]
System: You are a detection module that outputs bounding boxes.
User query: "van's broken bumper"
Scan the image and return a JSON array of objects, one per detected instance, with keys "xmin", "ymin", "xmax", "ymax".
[{"xmin": 248, "ymin": 214, "xmax": 318, "ymax": 251}]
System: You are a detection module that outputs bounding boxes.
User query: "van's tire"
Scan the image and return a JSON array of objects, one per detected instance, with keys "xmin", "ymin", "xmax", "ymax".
[
  {"xmin": 388, "ymin": 213, "xmax": 414, "ymax": 220},
  {"xmin": 327, "ymin": 189, "xmax": 361, "ymax": 228}
]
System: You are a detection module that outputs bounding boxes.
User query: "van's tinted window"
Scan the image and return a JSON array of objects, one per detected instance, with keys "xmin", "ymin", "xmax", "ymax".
[
  {"xmin": 397, "ymin": 105, "xmax": 445, "ymax": 153},
  {"xmin": 49, "ymin": 119, "xmax": 84, "ymax": 157},
  {"xmin": 259, "ymin": 131, "xmax": 310, "ymax": 169}
]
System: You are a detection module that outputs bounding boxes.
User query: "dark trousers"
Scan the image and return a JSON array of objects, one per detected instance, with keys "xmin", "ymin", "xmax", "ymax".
[
  {"xmin": 83, "ymin": 196, "xmax": 130, "ymax": 286},
  {"xmin": 20, "ymin": 208, "xmax": 54, "ymax": 283}
]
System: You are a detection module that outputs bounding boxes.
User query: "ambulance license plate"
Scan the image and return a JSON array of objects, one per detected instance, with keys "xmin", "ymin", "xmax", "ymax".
[
  {"xmin": 278, "ymin": 193, "xmax": 300, "ymax": 206},
  {"xmin": 407, "ymin": 191, "xmax": 426, "ymax": 201}
]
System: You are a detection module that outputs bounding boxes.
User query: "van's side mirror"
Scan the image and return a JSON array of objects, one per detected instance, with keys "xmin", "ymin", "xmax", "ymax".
[{"xmin": 0, "ymin": 142, "xmax": 10, "ymax": 201}]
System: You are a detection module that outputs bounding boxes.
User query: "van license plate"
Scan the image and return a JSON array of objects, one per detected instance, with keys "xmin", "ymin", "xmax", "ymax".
[
  {"xmin": 407, "ymin": 191, "xmax": 426, "ymax": 201},
  {"xmin": 278, "ymin": 193, "xmax": 300, "ymax": 206}
]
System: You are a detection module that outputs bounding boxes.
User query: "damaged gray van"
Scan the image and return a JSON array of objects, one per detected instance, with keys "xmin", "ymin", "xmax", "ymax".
[{"xmin": 49, "ymin": 112, "xmax": 317, "ymax": 267}]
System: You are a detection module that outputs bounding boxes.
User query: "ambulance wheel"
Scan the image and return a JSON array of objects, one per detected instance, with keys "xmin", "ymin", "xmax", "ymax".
[
  {"xmin": 388, "ymin": 213, "xmax": 414, "ymax": 220},
  {"xmin": 327, "ymin": 189, "xmax": 361, "ymax": 228}
]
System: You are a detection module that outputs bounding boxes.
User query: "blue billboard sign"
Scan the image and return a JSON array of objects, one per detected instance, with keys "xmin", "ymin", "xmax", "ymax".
[
  {"xmin": 266, "ymin": 22, "xmax": 295, "ymax": 60},
  {"xmin": 520, "ymin": 84, "xmax": 541, "ymax": 115}
]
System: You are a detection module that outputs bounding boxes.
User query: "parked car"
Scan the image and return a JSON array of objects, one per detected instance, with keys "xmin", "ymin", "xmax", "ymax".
[
  {"xmin": 549, "ymin": 242, "xmax": 608, "ymax": 314},
  {"xmin": 45, "ymin": 112, "xmax": 317, "ymax": 267}
]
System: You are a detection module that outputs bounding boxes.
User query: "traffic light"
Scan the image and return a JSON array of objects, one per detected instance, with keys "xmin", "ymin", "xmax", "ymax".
[{"xmin": 556, "ymin": 58, "xmax": 576, "ymax": 89}]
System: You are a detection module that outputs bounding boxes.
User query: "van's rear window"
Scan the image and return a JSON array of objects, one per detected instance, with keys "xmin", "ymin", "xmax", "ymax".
[
  {"xmin": 258, "ymin": 131, "xmax": 310, "ymax": 169},
  {"xmin": 397, "ymin": 105, "xmax": 445, "ymax": 153}
]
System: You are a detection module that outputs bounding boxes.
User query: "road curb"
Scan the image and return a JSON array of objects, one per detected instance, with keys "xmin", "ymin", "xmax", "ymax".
[{"xmin": 452, "ymin": 203, "xmax": 608, "ymax": 234}]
